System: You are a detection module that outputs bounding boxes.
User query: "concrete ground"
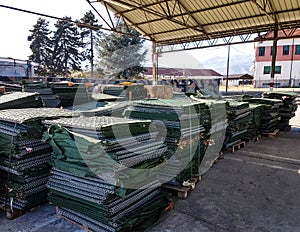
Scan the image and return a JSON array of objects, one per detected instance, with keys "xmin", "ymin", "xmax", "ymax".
[{"xmin": 1, "ymin": 106, "xmax": 300, "ymax": 232}]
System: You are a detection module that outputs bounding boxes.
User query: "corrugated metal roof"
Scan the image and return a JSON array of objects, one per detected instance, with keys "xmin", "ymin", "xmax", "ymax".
[{"xmin": 98, "ymin": 0, "xmax": 300, "ymax": 45}]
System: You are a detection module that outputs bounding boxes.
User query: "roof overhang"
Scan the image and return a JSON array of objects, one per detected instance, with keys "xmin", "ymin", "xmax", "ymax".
[{"xmin": 96, "ymin": 0, "xmax": 300, "ymax": 47}]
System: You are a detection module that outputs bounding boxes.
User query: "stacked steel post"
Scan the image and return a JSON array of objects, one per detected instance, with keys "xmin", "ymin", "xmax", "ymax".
[{"xmin": 43, "ymin": 116, "xmax": 169, "ymax": 232}]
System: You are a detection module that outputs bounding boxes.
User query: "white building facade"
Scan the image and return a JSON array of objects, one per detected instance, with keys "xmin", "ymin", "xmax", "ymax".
[{"xmin": 254, "ymin": 36, "xmax": 300, "ymax": 88}]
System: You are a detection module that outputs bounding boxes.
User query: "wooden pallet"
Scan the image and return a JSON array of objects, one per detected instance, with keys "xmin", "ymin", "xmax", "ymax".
[
  {"xmin": 162, "ymin": 175, "xmax": 202, "ymax": 199},
  {"xmin": 245, "ymin": 135, "xmax": 262, "ymax": 143},
  {"xmin": 262, "ymin": 129, "xmax": 279, "ymax": 139},
  {"xmin": 1, "ymin": 204, "xmax": 43, "ymax": 220},
  {"xmin": 226, "ymin": 141, "xmax": 246, "ymax": 153},
  {"xmin": 56, "ymin": 207, "xmax": 93, "ymax": 232}
]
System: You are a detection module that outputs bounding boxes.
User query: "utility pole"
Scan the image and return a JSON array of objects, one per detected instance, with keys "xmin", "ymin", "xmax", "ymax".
[
  {"xmin": 225, "ymin": 44, "xmax": 231, "ymax": 92},
  {"xmin": 152, "ymin": 42, "xmax": 157, "ymax": 85}
]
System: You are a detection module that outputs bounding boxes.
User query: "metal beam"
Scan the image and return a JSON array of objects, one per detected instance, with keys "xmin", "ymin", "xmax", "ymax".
[
  {"xmin": 249, "ymin": 0, "xmax": 276, "ymax": 23},
  {"xmin": 175, "ymin": 0, "xmax": 208, "ymax": 35},
  {"xmin": 155, "ymin": 19, "xmax": 300, "ymax": 46},
  {"xmin": 133, "ymin": 7, "xmax": 299, "ymax": 36},
  {"xmin": 131, "ymin": 0, "xmax": 251, "ymax": 27},
  {"xmin": 270, "ymin": 24, "xmax": 278, "ymax": 91},
  {"xmin": 156, "ymin": 30, "xmax": 300, "ymax": 54},
  {"xmin": 108, "ymin": 0, "xmax": 205, "ymax": 34}
]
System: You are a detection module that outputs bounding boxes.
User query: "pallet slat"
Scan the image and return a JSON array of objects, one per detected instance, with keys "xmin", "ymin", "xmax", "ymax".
[{"xmin": 162, "ymin": 175, "xmax": 202, "ymax": 199}]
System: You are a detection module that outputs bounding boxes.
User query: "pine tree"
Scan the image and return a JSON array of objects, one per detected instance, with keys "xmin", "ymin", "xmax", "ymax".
[
  {"xmin": 79, "ymin": 11, "xmax": 101, "ymax": 77},
  {"xmin": 28, "ymin": 18, "xmax": 52, "ymax": 76},
  {"xmin": 97, "ymin": 20, "xmax": 147, "ymax": 79},
  {"xmin": 52, "ymin": 17, "xmax": 85, "ymax": 76}
]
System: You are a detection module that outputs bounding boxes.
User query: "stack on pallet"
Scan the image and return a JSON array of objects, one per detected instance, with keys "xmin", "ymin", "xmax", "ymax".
[
  {"xmin": 52, "ymin": 83, "xmax": 90, "ymax": 107},
  {"xmin": 20, "ymin": 80, "xmax": 60, "ymax": 107},
  {"xmin": 43, "ymin": 116, "xmax": 169, "ymax": 232},
  {"xmin": 224, "ymin": 101, "xmax": 252, "ymax": 150},
  {"xmin": 0, "ymin": 108, "xmax": 75, "ymax": 218},
  {"xmin": 0, "ymin": 82, "xmax": 22, "ymax": 92},
  {"xmin": 75, "ymin": 101, "xmax": 131, "ymax": 118},
  {"xmin": 262, "ymin": 91, "xmax": 298, "ymax": 131},
  {"xmin": 191, "ymin": 98, "xmax": 227, "ymax": 173},
  {"xmin": 102, "ymin": 85, "xmax": 125, "ymax": 96},
  {"xmin": 243, "ymin": 98, "xmax": 282, "ymax": 135},
  {"xmin": 123, "ymin": 99, "xmax": 207, "ymax": 186},
  {"xmin": 244, "ymin": 104, "xmax": 265, "ymax": 141},
  {"xmin": 0, "ymin": 92, "xmax": 43, "ymax": 109}
]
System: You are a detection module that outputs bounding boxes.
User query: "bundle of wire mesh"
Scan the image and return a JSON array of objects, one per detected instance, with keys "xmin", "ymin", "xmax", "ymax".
[
  {"xmin": 43, "ymin": 116, "xmax": 169, "ymax": 231},
  {"xmin": 242, "ymin": 104, "xmax": 265, "ymax": 140},
  {"xmin": 102, "ymin": 85, "xmax": 125, "ymax": 97},
  {"xmin": 123, "ymin": 98, "xmax": 210, "ymax": 185},
  {"xmin": 71, "ymin": 101, "xmax": 132, "ymax": 118},
  {"xmin": 263, "ymin": 91, "xmax": 298, "ymax": 131},
  {"xmin": 190, "ymin": 97, "xmax": 227, "ymax": 174},
  {"xmin": 0, "ymin": 92, "xmax": 43, "ymax": 109},
  {"xmin": 243, "ymin": 98, "xmax": 282, "ymax": 134},
  {"xmin": 52, "ymin": 83, "xmax": 90, "ymax": 107},
  {"xmin": 223, "ymin": 100, "xmax": 252, "ymax": 148},
  {"xmin": 20, "ymin": 80, "xmax": 60, "ymax": 108},
  {"xmin": 0, "ymin": 108, "xmax": 76, "ymax": 212}
]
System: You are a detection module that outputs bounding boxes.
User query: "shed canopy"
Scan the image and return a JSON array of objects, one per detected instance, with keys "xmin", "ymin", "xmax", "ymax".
[{"xmin": 98, "ymin": 0, "xmax": 300, "ymax": 45}]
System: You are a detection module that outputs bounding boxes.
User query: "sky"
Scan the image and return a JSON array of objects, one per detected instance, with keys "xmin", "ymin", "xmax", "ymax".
[{"xmin": 0, "ymin": 0, "xmax": 255, "ymax": 72}]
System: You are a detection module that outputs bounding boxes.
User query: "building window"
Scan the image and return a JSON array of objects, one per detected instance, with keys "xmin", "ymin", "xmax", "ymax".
[
  {"xmin": 283, "ymin": 45, "xmax": 289, "ymax": 55},
  {"xmin": 263, "ymin": 66, "xmax": 281, "ymax": 74},
  {"xmin": 296, "ymin": 45, "xmax": 300, "ymax": 55},
  {"xmin": 259, "ymin": 47, "xmax": 265, "ymax": 56}
]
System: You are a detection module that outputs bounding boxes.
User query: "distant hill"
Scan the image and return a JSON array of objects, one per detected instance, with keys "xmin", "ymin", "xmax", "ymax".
[{"xmin": 201, "ymin": 54, "xmax": 254, "ymax": 75}]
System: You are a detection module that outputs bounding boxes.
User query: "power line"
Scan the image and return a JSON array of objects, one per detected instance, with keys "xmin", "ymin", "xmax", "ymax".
[
  {"xmin": 0, "ymin": 4, "xmax": 146, "ymax": 39},
  {"xmin": 0, "ymin": 4, "xmax": 104, "ymax": 30}
]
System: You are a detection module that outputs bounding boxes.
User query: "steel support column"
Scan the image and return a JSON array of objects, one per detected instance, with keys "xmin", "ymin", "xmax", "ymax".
[
  {"xmin": 270, "ymin": 24, "xmax": 278, "ymax": 91},
  {"xmin": 152, "ymin": 42, "xmax": 157, "ymax": 85}
]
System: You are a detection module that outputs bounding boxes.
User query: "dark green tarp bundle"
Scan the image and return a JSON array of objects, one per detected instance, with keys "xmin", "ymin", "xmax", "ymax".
[
  {"xmin": 20, "ymin": 80, "xmax": 60, "ymax": 108},
  {"xmin": 224, "ymin": 101, "xmax": 252, "ymax": 148},
  {"xmin": 0, "ymin": 92, "xmax": 43, "ymax": 109},
  {"xmin": 44, "ymin": 116, "xmax": 169, "ymax": 231},
  {"xmin": 243, "ymin": 98, "xmax": 282, "ymax": 134},
  {"xmin": 0, "ymin": 108, "xmax": 76, "ymax": 212},
  {"xmin": 263, "ymin": 91, "xmax": 298, "ymax": 131}
]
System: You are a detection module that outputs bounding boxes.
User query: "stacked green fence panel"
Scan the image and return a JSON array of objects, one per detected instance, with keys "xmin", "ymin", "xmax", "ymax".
[
  {"xmin": 0, "ymin": 92, "xmax": 43, "ymax": 109},
  {"xmin": 20, "ymin": 80, "xmax": 60, "ymax": 108},
  {"xmin": 224, "ymin": 101, "xmax": 252, "ymax": 148},
  {"xmin": 263, "ymin": 91, "xmax": 298, "ymax": 131},
  {"xmin": 43, "ymin": 116, "xmax": 169, "ymax": 232},
  {"xmin": 0, "ymin": 108, "xmax": 76, "ymax": 212},
  {"xmin": 243, "ymin": 98, "xmax": 282, "ymax": 134},
  {"xmin": 191, "ymin": 97, "xmax": 227, "ymax": 174}
]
